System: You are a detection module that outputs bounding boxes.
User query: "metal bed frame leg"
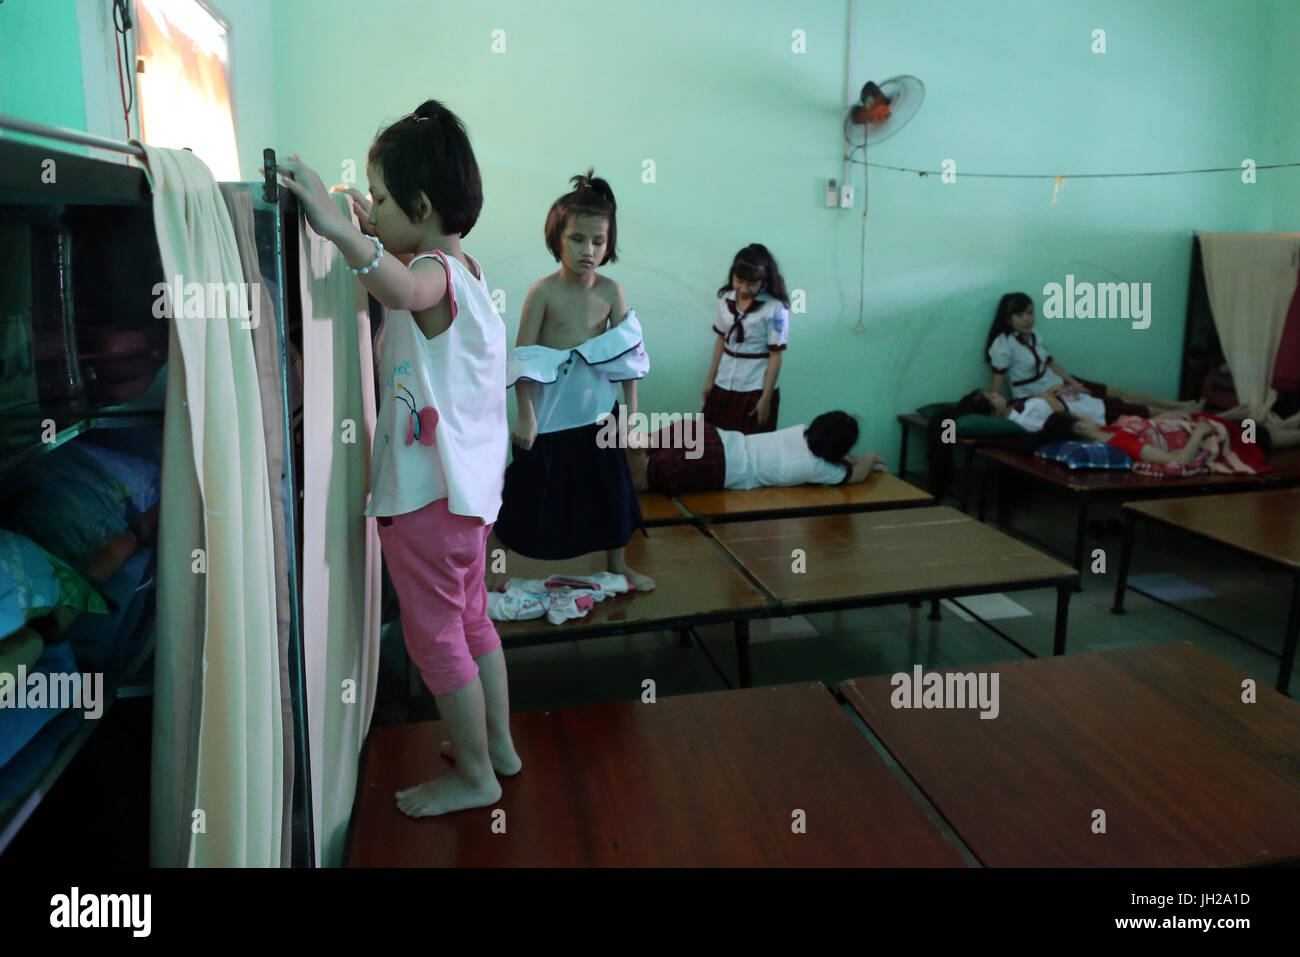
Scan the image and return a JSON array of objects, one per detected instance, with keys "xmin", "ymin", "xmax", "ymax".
[
  {"xmin": 1111, "ymin": 512, "xmax": 1138, "ymax": 614},
  {"xmin": 977, "ymin": 454, "xmax": 989, "ymax": 523},
  {"xmin": 673, "ymin": 627, "xmax": 692, "ymax": 648},
  {"xmin": 996, "ymin": 466, "xmax": 1011, "ymax": 531},
  {"xmin": 734, "ymin": 620, "xmax": 753, "ymax": 688},
  {"xmin": 928, "ymin": 598, "xmax": 943, "ymax": 621},
  {"xmin": 1277, "ymin": 576, "xmax": 1300, "ymax": 696},
  {"xmin": 899, "ymin": 424, "xmax": 910, "ymax": 480},
  {"xmin": 1072, "ymin": 501, "xmax": 1090, "ymax": 580},
  {"xmin": 961, "ymin": 446, "xmax": 975, "ymax": 513},
  {"xmin": 1054, "ymin": 582, "xmax": 1072, "ymax": 655}
]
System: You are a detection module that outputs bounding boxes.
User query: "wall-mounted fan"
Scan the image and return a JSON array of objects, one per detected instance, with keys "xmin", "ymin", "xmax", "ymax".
[
  {"xmin": 844, "ymin": 75, "xmax": 925, "ymax": 149},
  {"xmin": 842, "ymin": 75, "xmax": 925, "ymax": 332}
]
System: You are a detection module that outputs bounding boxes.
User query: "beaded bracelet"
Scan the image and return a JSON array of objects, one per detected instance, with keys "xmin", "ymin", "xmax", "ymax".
[{"xmin": 349, "ymin": 234, "xmax": 384, "ymax": 275}]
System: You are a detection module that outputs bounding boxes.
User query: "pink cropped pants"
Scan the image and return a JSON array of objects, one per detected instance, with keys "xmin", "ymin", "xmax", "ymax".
[{"xmin": 377, "ymin": 496, "xmax": 501, "ymax": 696}]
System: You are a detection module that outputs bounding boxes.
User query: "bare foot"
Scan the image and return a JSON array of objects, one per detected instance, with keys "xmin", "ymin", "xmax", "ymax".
[
  {"xmin": 439, "ymin": 738, "xmax": 523, "ymax": 777},
  {"xmin": 614, "ymin": 566, "xmax": 655, "ymax": 591},
  {"xmin": 395, "ymin": 773, "xmax": 502, "ymax": 817}
]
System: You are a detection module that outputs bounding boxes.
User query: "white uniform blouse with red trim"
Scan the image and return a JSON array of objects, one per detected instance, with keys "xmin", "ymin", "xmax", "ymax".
[
  {"xmin": 988, "ymin": 331, "xmax": 1065, "ymax": 398},
  {"xmin": 711, "ymin": 290, "xmax": 788, "ymax": 393}
]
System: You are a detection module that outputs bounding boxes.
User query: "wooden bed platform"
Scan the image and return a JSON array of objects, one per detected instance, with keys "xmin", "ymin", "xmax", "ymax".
[
  {"xmin": 977, "ymin": 445, "xmax": 1300, "ymax": 572},
  {"xmin": 839, "ymin": 643, "xmax": 1300, "ymax": 866},
  {"xmin": 674, "ymin": 471, "xmax": 931, "ymax": 524},
  {"xmin": 348, "ymin": 683, "xmax": 968, "ymax": 867}
]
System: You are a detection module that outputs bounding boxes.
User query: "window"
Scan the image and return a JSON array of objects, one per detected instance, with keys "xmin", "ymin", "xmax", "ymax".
[{"xmin": 134, "ymin": 0, "xmax": 239, "ymax": 179}]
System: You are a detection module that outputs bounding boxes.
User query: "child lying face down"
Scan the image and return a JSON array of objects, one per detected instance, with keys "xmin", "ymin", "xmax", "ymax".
[{"xmin": 625, "ymin": 411, "xmax": 887, "ymax": 495}]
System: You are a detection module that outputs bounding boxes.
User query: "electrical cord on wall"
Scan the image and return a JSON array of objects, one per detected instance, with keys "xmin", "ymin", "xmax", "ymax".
[{"xmin": 112, "ymin": 0, "xmax": 135, "ymax": 138}]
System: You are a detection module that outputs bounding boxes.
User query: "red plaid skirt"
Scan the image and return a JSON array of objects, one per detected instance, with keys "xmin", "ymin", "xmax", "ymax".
[
  {"xmin": 646, "ymin": 422, "xmax": 726, "ymax": 495},
  {"xmin": 702, "ymin": 386, "xmax": 780, "ymax": 434}
]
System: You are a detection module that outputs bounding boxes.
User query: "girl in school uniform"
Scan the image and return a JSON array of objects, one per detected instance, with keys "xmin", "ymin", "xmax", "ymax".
[
  {"xmin": 276, "ymin": 100, "xmax": 519, "ymax": 819},
  {"xmin": 702, "ymin": 244, "xmax": 791, "ymax": 434},
  {"xmin": 489, "ymin": 170, "xmax": 654, "ymax": 591},
  {"xmin": 985, "ymin": 291, "xmax": 1196, "ymax": 410}
]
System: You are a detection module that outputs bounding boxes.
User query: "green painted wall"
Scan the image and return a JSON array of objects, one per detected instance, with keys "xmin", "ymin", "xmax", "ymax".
[
  {"xmin": 0, "ymin": 0, "xmax": 273, "ymax": 175},
  {"xmin": 268, "ymin": 0, "xmax": 1287, "ymax": 460},
  {"xmin": 0, "ymin": 0, "xmax": 86, "ymax": 133},
  {"xmin": 3, "ymin": 1, "xmax": 1293, "ymax": 459},
  {"xmin": 1262, "ymin": 0, "xmax": 1300, "ymax": 229}
]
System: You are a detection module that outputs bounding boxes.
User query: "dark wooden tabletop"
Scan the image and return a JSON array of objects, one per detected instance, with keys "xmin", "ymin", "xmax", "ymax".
[
  {"xmin": 840, "ymin": 642, "xmax": 1300, "ymax": 866},
  {"xmin": 1124, "ymin": 488, "xmax": 1300, "ymax": 570},
  {"xmin": 637, "ymin": 491, "xmax": 688, "ymax": 524},
  {"xmin": 978, "ymin": 445, "xmax": 1300, "ymax": 494},
  {"xmin": 349, "ymin": 683, "xmax": 968, "ymax": 866},
  {"xmin": 493, "ymin": 523, "xmax": 770, "ymax": 640},
  {"xmin": 677, "ymin": 472, "xmax": 931, "ymax": 519},
  {"xmin": 710, "ymin": 506, "xmax": 1075, "ymax": 608}
]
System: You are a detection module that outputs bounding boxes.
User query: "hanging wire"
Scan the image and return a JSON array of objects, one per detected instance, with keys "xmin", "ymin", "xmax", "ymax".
[
  {"xmin": 852, "ymin": 158, "xmax": 1300, "ymax": 179},
  {"xmin": 112, "ymin": 0, "xmax": 135, "ymax": 135}
]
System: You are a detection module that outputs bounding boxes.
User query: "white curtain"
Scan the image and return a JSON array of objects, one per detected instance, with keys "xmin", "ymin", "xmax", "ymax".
[
  {"xmin": 1200, "ymin": 232, "xmax": 1300, "ymax": 419},
  {"xmin": 299, "ymin": 194, "xmax": 383, "ymax": 868},
  {"xmin": 141, "ymin": 145, "xmax": 283, "ymax": 867}
]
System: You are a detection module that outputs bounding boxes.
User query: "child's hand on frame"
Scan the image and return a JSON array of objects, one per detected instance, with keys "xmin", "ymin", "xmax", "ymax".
[{"xmin": 272, "ymin": 154, "xmax": 350, "ymax": 241}]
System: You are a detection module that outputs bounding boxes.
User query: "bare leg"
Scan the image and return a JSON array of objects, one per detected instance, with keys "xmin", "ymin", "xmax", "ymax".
[
  {"xmin": 608, "ymin": 545, "xmax": 655, "ymax": 591},
  {"xmin": 438, "ymin": 646, "xmax": 522, "ymax": 776},
  {"xmin": 1109, "ymin": 387, "xmax": 1201, "ymax": 412},
  {"xmin": 624, "ymin": 445, "xmax": 650, "ymax": 492},
  {"xmin": 396, "ymin": 677, "xmax": 501, "ymax": 817},
  {"xmin": 1214, "ymin": 402, "xmax": 1254, "ymax": 422}
]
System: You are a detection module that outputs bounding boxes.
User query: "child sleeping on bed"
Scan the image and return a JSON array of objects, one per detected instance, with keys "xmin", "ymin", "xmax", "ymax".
[
  {"xmin": 952, "ymin": 384, "xmax": 1144, "ymax": 432},
  {"xmin": 1038, "ymin": 404, "xmax": 1300, "ymax": 477},
  {"xmin": 625, "ymin": 411, "xmax": 886, "ymax": 495}
]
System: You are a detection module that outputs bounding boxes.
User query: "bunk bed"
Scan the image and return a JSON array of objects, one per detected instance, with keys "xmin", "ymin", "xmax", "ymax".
[{"xmin": 0, "ymin": 122, "xmax": 314, "ymax": 864}]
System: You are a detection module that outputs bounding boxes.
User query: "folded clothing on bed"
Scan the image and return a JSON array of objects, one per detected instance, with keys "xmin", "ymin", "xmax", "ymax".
[{"xmin": 488, "ymin": 572, "xmax": 631, "ymax": 625}]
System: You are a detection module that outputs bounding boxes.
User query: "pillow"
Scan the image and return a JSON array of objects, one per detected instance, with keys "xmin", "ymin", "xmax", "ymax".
[
  {"xmin": 1035, "ymin": 441, "xmax": 1134, "ymax": 470},
  {"xmin": 1, "ymin": 532, "xmax": 62, "ymax": 638},
  {"xmin": 0, "ymin": 531, "xmax": 110, "ymax": 640},
  {"xmin": 77, "ymin": 441, "xmax": 161, "ymax": 517},
  {"xmin": 914, "ymin": 405, "xmax": 1027, "ymax": 437},
  {"xmin": 8, "ymin": 442, "xmax": 132, "ymax": 571}
]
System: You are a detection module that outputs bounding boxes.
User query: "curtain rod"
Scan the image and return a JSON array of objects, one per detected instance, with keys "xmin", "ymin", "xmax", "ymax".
[
  {"xmin": 0, "ymin": 112, "xmax": 145, "ymax": 159},
  {"xmin": 0, "ymin": 113, "xmax": 282, "ymax": 202}
]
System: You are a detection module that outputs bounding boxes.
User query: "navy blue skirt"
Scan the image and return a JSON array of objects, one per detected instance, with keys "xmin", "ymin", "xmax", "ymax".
[{"xmin": 494, "ymin": 405, "xmax": 646, "ymax": 560}]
